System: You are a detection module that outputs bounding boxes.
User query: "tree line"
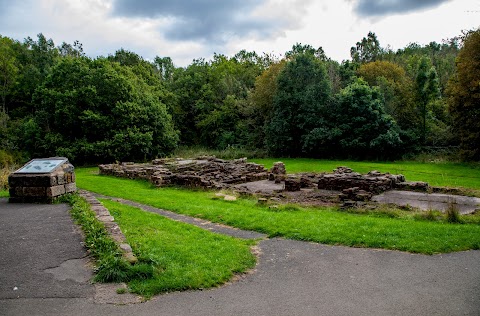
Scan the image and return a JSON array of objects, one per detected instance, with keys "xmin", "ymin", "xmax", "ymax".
[{"xmin": 0, "ymin": 30, "xmax": 479, "ymax": 164}]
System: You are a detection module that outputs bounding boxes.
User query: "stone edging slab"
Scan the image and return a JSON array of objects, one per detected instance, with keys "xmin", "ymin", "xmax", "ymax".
[{"xmin": 78, "ymin": 190, "xmax": 137, "ymax": 264}]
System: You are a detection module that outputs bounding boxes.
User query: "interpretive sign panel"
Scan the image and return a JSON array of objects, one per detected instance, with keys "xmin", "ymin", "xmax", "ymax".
[
  {"xmin": 15, "ymin": 158, "xmax": 67, "ymax": 174},
  {"xmin": 8, "ymin": 157, "xmax": 75, "ymax": 203}
]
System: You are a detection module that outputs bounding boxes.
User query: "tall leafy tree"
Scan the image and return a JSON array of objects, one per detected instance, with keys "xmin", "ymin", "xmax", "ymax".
[
  {"xmin": 170, "ymin": 52, "xmax": 264, "ymax": 148},
  {"xmin": 154, "ymin": 56, "xmax": 175, "ymax": 82},
  {"xmin": 382, "ymin": 40, "xmax": 459, "ymax": 94},
  {"xmin": 358, "ymin": 61, "xmax": 416, "ymax": 127},
  {"xmin": 0, "ymin": 36, "xmax": 18, "ymax": 115},
  {"xmin": 58, "ymin": 40, "xmax": 84, "ymax": 58},
  {"xmin": 448, "ymin": 29, "xmax": 480, "ymax": 160},
  {"xmin": 350, "ymin": 32, "xmax": 382, "ymax": 64},
  {"xmin": 245, "ymin": 60, "xmax": 287, "ymax": 148},
  {"xmin": 416, "ymin": 57, "xmax": 441, "ymax": 144},
  {"xmin": 266, "ymin": 53, "xmax": 331, "ymax": 156},
  {"xmin": 5, "ymin": 33, "xmax": 61, "ymax": 118},
  {"xmin": 286, "ymin": 43, "xmax": 327, "ymax": 60},
  {"xmin": 30, "ymin": 57, "xmax": 178, "ymax": 163},
  {"xmin": 303, "ymin": 78, "xmax": 402, "ymax": 158}
]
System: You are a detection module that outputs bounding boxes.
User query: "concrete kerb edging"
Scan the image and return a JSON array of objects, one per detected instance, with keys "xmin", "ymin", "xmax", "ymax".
[{"xmin": 78, "ymin": 190, "xmax": 138, "ymax": 264}]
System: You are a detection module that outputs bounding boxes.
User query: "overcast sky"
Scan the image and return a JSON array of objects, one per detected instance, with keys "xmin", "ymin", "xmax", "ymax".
[{"xmin": 1, "ymin": 0, "xmax": 479, "ymax": 66}]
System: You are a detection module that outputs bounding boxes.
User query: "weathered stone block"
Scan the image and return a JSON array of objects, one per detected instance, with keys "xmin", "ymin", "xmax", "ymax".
[
  {"xmin": 395, "ymin": 181, "xmax": 429, "ymax": 192},
  {"xmin": 64, "ymin": 182, "xmax": 77, "ymax": 193},
  {"xmin": 49, "ymin": 176, "xmax": 58, "ymax": 186},
  {"xmin": 270, "ymin": 162, "xmax": 286, "ymax": 175},
  {"xmin": 46, "ymin": 185, "xmax": 66, "ymax": 197},
  {"xmin": 285, "ymin": 178, "xmax": 301, "ymax": 191},
  {"xmin": 57, "ymin": 174, "xmax": 65, "ymax": 185},
  {"xmin": 23, "ymin": 187, "xmax": 46, "ymax": 197}
]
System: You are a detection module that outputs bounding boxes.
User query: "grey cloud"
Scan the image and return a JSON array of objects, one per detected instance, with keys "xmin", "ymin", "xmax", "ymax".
[
  {"xmin": 353, "ymin": 0, "xmax": 451, "ymax": 17},
  {"xmin": 112, "ymin": 0, "xmax": 281, "ymax": 43}
]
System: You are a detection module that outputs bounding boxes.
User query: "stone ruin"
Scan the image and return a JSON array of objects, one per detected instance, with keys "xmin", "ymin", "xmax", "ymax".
[
  {"xmin": 315, "ymin": 166, "xmax": 428, "ymax": 206},
  {"xmin": 99, "ymin": 158, "xmax": 433, "ymax": 208},
  {"xmin": 99, "ymin": 157, "xmax": 269, "ymax": 190},
  {"xmin": 8, "ymin": 157, "xmax": 76, "ymax": 203}
]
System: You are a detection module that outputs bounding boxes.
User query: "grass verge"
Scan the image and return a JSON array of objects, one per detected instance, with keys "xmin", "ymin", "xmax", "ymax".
[
  {"xmin": 76, "ymin": 168, "xmax": 480, "ymax": 254},
  {"xmin": 99, "ymin": 199, "xmax": 256, "ymax": 297},
  {"xmin": 61, "ymin": 193, "xmax": 154, "ymax": 283},
  {"xmin": 0, "ymin": 189, "xmax": 8, "ymax": 198}
]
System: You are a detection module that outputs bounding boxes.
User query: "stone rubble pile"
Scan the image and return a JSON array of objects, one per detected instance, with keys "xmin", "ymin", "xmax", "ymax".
[
  {"xmin": 317, "ymin": 166, "xmax": 406, "ymax": 194},
  {"xmin": 268, "ymin": 161, "xmax": 286, "ymax": 183},
  {"xmin": 314, "ymin": 166, "xmax": 430, "ymax": 206},
  {"xmin": 280, "ymin": 166, "xmax": 429, "ymax": 207},
  {"xmin": 99, "ymin": 157, "xmax": 269, "ymax": 190}
]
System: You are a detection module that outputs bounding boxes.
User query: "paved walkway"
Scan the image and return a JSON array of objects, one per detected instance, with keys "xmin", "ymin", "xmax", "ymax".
[
  {"xmin": 0, "ymin": 199, "xmax": 93, "ymax": 301},
  {"xmin": 372, "ymin": 190, "xmax": 480, "ymax": 214},
  {"xmin": 1, "ymin": 197, "xmax": 479, "ymax": 316}
]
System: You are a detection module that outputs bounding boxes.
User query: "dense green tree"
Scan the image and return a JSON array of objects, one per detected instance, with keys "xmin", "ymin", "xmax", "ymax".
[
  {"xmin": 0, "ymin": 36, "xmax": 18, "ymax": 115},
  {"xmin": 5, "ymin": 34, "xmax": 60, "ymax": 118},
  {"xmin": 30, "ymin": 57, "xmax": 178, "ymax": 163},
  {"xmin": 384, "ymin": 41, "xmax": 458, "ymax": 90},
  {"xmin": 416, "ymin": 57, "xmax": 441, "ymax": 144},
  {"xmin": 358, "ymin": 61, "xmax": 416, "ymax": 127},
  {"xmin": 448, "ymin": 29, "xmax": 480, "ymax": 160},
  {"xmin": 286, "ymin": 43, "xmax": 327, "ymax": 60},
  {"xmin": 58, "ymin": 40, "xmax": 84, "ymax": 58},
  {"xmin": 154, "ymin": 56, "xmax": 175, "ymax": 82},
  {"xmin": 169, "ymin": 58, "xmax": 212, "ymax": 145},
  {"xmin": 338, "ymin": 60, "xmax": 359, "ymax": 88},
  {"xmin": 265, "ymin": 53, "xmax": 332, "ymax": 156},
  {"xmin": 0, "ymin": 30, "xmax": 470, "ymax": 162},
  {"xmin": 350, "ymin": 32, "xmax": 382, "ymax": 64},
  {"xmin": 303, "ymin": 79, "xmax": 402, "ymax": 158},
  {"xmin": 244, "ymin": 60, "xmax": 287, "ymax": 148},
  {"xmin": 170, "ymin": 52, "xmax": 264, "ymax": 148}
]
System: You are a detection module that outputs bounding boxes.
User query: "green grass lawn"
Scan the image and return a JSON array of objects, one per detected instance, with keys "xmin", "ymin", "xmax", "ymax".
[
  {"xmin": 252, "ymin": 158, "xmax": 480, "ymax": 189},
  {"xmin": 76, "ymin": 167, "xmax": 480, "ymax": 254},
  {"xmin": 0, "ymin": 190, "xmax": 8, "ymax": 198},
  {"xmin": 100, "ymin": 199, "xmax": 256, "ymax": 297}
]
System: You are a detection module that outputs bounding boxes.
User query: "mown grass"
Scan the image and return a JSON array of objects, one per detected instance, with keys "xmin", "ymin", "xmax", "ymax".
[
  {"xmin": 76, "ymin": 168, "xmax": 480, "ymax": 254},
  {"xmin": 0, "ymin": 189, "xmax": 8, "ymax": 198},
  {"xmin": 100, "ymin": 199, "xmax": 256, "ymax": 297},
  {"xmin": 252, "ymin": 158, "xmax": 480, "ymax": 190}
]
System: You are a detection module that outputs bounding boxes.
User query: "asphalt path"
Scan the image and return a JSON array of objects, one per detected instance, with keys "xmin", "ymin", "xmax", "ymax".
[
  {"xmin": 1, "ymin": 198, "xmax": 479, "ymax": 316},
  {"xmin": 373, "ymin": 190, "xmax": 480, "ymax": 214}
]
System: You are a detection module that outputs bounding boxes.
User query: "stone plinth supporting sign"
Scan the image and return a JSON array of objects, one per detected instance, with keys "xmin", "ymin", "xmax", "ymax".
[{"xmin": 8, "ymin": 157, "xmax": 76, "ymax": 203}]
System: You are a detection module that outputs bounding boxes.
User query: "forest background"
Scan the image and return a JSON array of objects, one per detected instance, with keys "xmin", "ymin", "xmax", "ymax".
[{"xmin": 1, "ymin": 29, "xmax": 479, "ymax": 167}]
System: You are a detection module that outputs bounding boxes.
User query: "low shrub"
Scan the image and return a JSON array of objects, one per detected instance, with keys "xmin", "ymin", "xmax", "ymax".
[
  {"xmin": 0, "ymin": 167, "xmax": 11, "ymax": 191},
  {"xmin": 172, "ymin": 146, "xmax": 268, "ymax": 160},
  {"xmin": 0, "ymin": 150, "xmax": 15, "ymax": 168},
  {"xmin": 412, "ymin": 209, "xmax": 444, "ymax": 222},
  {"xmin": 445, "ymin": 200, "xmax": 462, "ymax": 223}
]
